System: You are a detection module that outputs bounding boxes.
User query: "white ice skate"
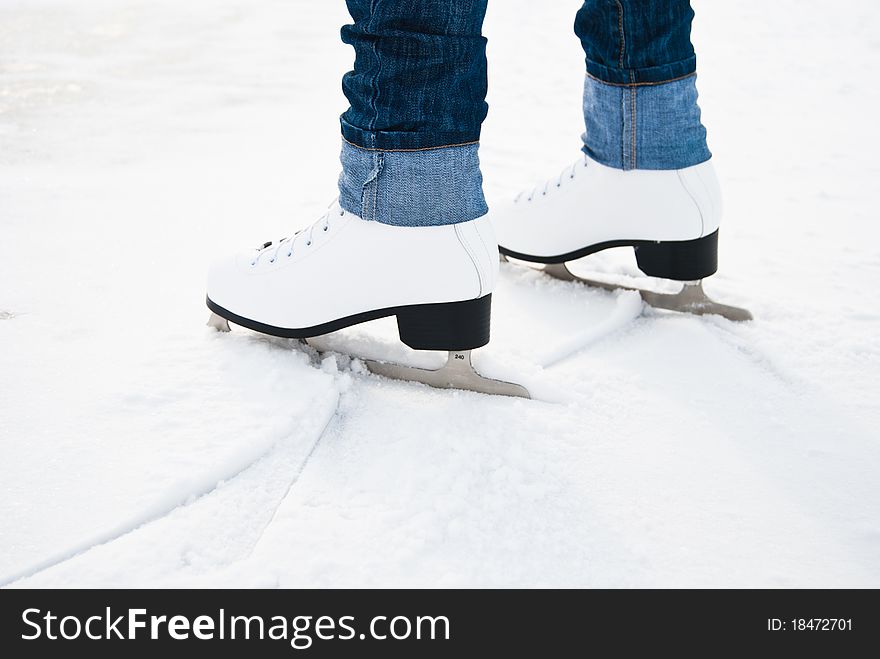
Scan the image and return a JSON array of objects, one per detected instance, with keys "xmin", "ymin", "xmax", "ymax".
[
  {"xmin": 206, "ymin": 201, "xmax": 529, "ymax": 398},
  {"xmin": 493, "ymin": 155, "xmax": 751, "ymax": 321}
]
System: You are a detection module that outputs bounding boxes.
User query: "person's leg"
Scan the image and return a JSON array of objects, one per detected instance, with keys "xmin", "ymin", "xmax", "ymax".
[
  {"xmin": 338, "ymin": 0, "xmax": 489, "ymax": 226},
  {"xmin": 492, "ymin": 2, "xmax": 750, "ymax": 321},
  {"xmin": 574, "ymin": 0, "xmax": 710, "ymax": 170},
  {"xmin": 206, "ymin": 0, "xmax": 526, "ymax": 396}
]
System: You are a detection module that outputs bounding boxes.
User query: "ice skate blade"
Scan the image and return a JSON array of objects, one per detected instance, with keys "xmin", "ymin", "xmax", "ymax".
[
  {"xmin": 542, "ymin": 263, "xmax": 753, "ymax": 322},
  {"xmin": 207, "ymin": 312, "xmax": 231, "ymax": 332},
  {"xmin": 364, "ymin": 350, "xmax": 530, "ymax": 399},
  {"xmin": 305, "ymin": 338, "xmax": 530, "ymax": 399},
  {"xmin": 207, "ymin": 319, "xmax": 529, "ymax": 398}
]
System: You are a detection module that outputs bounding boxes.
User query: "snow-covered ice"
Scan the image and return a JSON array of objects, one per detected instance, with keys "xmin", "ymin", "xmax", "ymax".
[{"xmin": 1, "ymin": 0, "xmax": 878, "ymax": 587}]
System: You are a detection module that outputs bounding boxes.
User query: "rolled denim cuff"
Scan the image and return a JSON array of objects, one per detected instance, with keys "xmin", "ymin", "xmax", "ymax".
[
  {"xmin": 582, "ymin": 73, "xmax": 711, "ymax": 171},
  {"xmin": 340, "ymin": 116, "xmax": 481, "ymax": 152},
  {"xmin": 337, "ymin": 139, "xmax": 488, "ymax": 227},
  {"xmin": 585, "ymin": 55, "xmax": 697, "ymax": 86}
]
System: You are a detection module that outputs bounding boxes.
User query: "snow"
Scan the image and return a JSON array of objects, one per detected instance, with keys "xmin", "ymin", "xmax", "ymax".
[{"xmin": 1, "ymin": 0, "xmax": 878, "ymax": 587}]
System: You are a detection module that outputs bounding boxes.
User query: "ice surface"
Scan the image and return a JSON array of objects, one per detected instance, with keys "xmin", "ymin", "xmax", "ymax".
[{"xmin": 1, "ymin": 0, "xmax": 879, "ymax": 587}]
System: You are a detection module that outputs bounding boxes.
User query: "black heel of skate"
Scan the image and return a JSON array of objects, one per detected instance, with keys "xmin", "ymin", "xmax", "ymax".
[
  {"xmin": 369, "ymin": 293, "xmax": 526, "ymax": 398},
  {"xmin": 634, "ymin": 230, "xmax": 719, "ymax": 281},
  {"xmin": 396, "ymin": 294, "xmax": 492, "ymax": 351}
]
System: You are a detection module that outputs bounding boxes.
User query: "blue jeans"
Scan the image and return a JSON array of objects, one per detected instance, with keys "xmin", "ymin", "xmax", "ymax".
[{"xmin": 339, "ymin": 0, "xmax": 711, "ymax": 226}]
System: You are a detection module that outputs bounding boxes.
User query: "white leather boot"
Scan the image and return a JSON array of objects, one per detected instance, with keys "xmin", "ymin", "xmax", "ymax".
[
  {"xmin": 206, "ymin": 202, "xmax": 530, "ymax": 397},
  {"xmin": 494, "ymin": 154, "xmax": 722, "ymax": 280},
  {"xmin": 207, "ymin": 200, "xmax": 498, "ymax": 348},
  {"xmin": 492, "ymin": 155, "xmax": 750, "ymax": 321}
]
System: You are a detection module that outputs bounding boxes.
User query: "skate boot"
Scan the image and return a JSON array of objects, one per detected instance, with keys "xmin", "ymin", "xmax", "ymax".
[
  {"xmin": 493, "ymin": 155, "xmax": 751, "ymax": 321},
  {"xmin": 206, "ymin": 201, "xmax": 529, "ymax": 398}
]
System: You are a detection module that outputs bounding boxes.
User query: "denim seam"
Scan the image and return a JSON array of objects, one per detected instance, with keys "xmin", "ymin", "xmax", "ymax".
[
  {"xmin": 613, "ymin": 0, "xmax": 626, "ymax": 69},
  {"xmin": 585, "ymin": 71, "xmax": 697, "ymax": 88},
  {"xmin": 372, "ymin": 153, "xmax": 381, "ymax": 220},
  {"xmin": 630, "ymin": 85, "xmax": 636, "ymax": 169},
  {"xmin": 619, "ymin": 86, "xmax": 625, "ymax": 168},
  {"xmin": 342, "ymin": 135, "xmax": 480, "ymax": 153},
  {"xmin": 360, "ymin": 152, "xmax": 383, "ymax": 221},
  {"xmin": 367, "ymin": 0, "xmax": 380, "ymax": 134}
]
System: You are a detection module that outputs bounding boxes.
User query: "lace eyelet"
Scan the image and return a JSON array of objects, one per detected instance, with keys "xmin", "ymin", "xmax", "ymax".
[
  {"xmin": 306, "ymin": 241, "xmax": 311, "ymax": 246},
  {"xmin": 269, "ymin": 258, "xmax": 275, "ymax": 263},
  {"xmin": 323, "ymin": 226, "xmax": 328, "ymax": 232},
  {"xmin": 287, "ymin": 252, "xmax": 292, "ymax": 258}
]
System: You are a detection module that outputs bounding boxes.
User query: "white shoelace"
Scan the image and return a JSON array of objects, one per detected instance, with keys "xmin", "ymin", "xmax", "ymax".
[
  {"xmin": 251, "ymin": 202, "xmax": 345, "ymax": 266},
  {"xmin": 514, "ymin": 155, "xmax": 588, "ymax": 203}
]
